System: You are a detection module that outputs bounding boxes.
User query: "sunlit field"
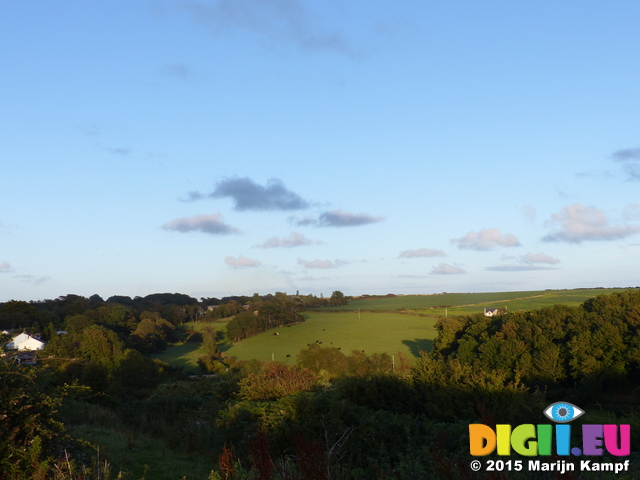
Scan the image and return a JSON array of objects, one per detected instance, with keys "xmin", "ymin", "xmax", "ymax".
[{"xmin": 153, "ymin": 288, "xmax": 636, "ymax": 371}]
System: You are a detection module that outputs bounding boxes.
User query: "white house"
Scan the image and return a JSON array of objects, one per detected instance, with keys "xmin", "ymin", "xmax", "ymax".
[
  {"xmin": 484, "ymin": 307, "xmax": 507, "ymax": 317},
  {"xmin": 5, "ymin": 333, "xmax": 45, "ymax": 351}
]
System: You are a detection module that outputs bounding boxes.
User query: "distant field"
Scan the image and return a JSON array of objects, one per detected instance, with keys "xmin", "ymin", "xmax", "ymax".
[
  {"xmin": 325, "ymin": 288, "xmax": 635, "ymax": 316},
  {"xmin": 153, "ymin": 288, "xmax": 635, "ymax": 371}
]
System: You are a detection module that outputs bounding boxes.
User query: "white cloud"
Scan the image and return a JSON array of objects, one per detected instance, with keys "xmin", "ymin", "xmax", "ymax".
[
  {"xmin": 451, "ymin": 228, "xmax": 520, "ymax": 251},
  {"xmin": 520, "ymin": 252, "xmax": 560, "ymax": 265},
  {"xmin": 224, "ymin": 255, "xmax": 261, "ymax": 268},
  {"xmin": 542, "ymin": 203, "xmax": 640, "ymax": 243},
  {"xmin": 255, "ymin": 232, "xmax": 314, "ymax": 248},
  {"xmin": 162, "ymin": 212, "xmax": 239, "ymax": 235},
  {"xmin": 398, "ymin": 248, "xmax": 446, "ymax": 259},
  {"xmin": 430, "ymin": 263, "xmax": 466, "ymax": 275}
]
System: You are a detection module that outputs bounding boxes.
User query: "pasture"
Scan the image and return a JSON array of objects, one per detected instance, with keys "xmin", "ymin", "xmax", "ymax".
[
  {"xmin": 153, "ymin": 288, "xmax": 635, "ymax": 371},
  {"xmin": 326, "ymin": 288, "xmax": 635, "ymax": 315},
  {"xmin": 154, "ymin": 312, "xmax": 437, "ymax": 370},
  {"xmin": 222, "ymin": 311, "xmax": 436, "ymax": 364}
]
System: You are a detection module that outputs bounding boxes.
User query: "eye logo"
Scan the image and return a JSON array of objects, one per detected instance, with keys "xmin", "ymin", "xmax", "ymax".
[{"xmin": 543, "ymin": 402, "xmax": 584, "ymax": 423}]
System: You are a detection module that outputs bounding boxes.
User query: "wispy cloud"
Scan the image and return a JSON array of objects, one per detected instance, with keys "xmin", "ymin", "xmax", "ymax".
[
  {"xmin": 623, "ymin": 204, "xmax": 640, "ymax": 220},
  {"xmin": 451, "ymin": 228, "xmax": 520, "ymax": 251},
  {"xmin": 542, "ymin": 203, "xmax": 640, "ymax": 243},
  {"xmin": 225, "ymin": 255, "xmax": 261, "ymax": 268},
  {"xmin": 522, "ymin": 205, "xmax": 536, "ymax": 222},
  {"xmin": 0, "ymin": 261, "xmax": 14, "ymax": 273},
  {"xmin": 104, "ymin": 146, "xmax": 132, "ymax": 156},
  {"xmin": 162, "ymin": 212, "xmax": 240, "ymax": 235},
  {"xmin": 398, "ymin": 248, "xmax": 446, "ymax": 259},
  {"xmin": 612, "ymin": 147, "xmax": 640, "ymax": 162},
  {"xmin": 164, "ymin": 62, "xmax": 191, "ymax": 80},
  {"xmin": 288, "ymin": 215, "xmax": 317, "ymax": 226},
  {"xmin": 14, "ymin": 274, "xmax": 52, "ymax": 285},
  {"xmin": 179, "ymin": 0, "xmax": 357, "ymax": 56},
  {"xmin": 485, "ymin": 265, "xmax": 556, "ymax": 272},
  {"xmin": 430, "ymin": 263, "xmax": 466, "ymax": 275},
  {"xmin": 255, "ymin": 232, "xmax": 315, "ymax": 248},
  {"xmin": 318, "ymin": 210, "xmax": 383, "ymax": 227},
  {"xmin": 298, "ymin": 258, "xmax": 349, "ymax": 269},
  {"xmin": 181, "ymin": 191, "xmax": 207, "ymax": 202},
  {"xmin": 187, "ymin": 177, "xmax": 309, "ymax": 211},
  {"xmin": 289, "ymin": 210, "xmax": 383, "ymax": 227},
  {"xmin": 489, "ymin": 252, "xmax": 560, "ymax": 272},
  {"xmin": 611, "ymin": 146, "xmax": 640, "ymax": 181}
]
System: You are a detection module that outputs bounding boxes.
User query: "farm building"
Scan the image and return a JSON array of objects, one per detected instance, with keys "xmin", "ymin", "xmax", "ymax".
[
  {"xmin": 484, "ymin": 307, "xmax": 507, "ymax": 317},
  {"xmin": 5, "ymin": 332, "xmax": 45, "ymax": 351}
]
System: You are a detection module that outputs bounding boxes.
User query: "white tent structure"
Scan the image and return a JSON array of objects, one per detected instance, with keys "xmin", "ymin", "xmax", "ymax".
[{"xmin": 5, "ymin": 333, "xmax": 45, "ymax": 351}]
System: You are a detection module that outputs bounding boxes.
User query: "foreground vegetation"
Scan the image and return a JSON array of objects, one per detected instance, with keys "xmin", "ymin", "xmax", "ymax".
[{"xmin": 1, "ymin": 288, "xmax": 640, "ymax": 478}]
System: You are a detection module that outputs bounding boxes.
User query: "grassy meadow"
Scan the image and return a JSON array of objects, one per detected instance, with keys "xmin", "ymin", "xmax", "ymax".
[
  {"xmin": 221, "ymin": 311, "xmax": 436, "ymax": 364},
  {"xmin": 327, "ymin": 288, "xmax": 635, "ymax": 315},
  {"xmin": 154, "ymin": 288, "xmax": 636, "ymax": 372}
]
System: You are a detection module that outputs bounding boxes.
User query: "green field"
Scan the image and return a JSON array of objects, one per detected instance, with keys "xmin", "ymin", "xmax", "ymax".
[
  {"xmin": 152, "ymin": 320, "xmax": 229, "ymax": 372},
  {"xmin": 154, "ymin": 288, "xmax": 636, "ymax": 371},
  {"xmin": 153, "ymin": 312, "xmax": 437, "ymax": 370},
  {"xmin": 326, "ymin": 288, "xmax": 635, "ymax": 315},
  {"xmin": 222, "ymin": 311, "xmax": 436, "ymax": 364}
]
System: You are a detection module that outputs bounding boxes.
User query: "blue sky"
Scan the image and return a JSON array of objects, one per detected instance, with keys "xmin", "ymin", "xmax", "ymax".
[{"xmin": 2, "ymin": 1, "xmax": 640, "ymax": 302}]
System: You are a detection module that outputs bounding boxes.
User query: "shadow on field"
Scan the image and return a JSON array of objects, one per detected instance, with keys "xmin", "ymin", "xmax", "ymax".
[
  {"xmin": 402, "ymin": 338, "xmax": 433, "ymax": 357},
  {"xmin": 159, "ymin": 342, "xmax": 203, "ymax": 370}
]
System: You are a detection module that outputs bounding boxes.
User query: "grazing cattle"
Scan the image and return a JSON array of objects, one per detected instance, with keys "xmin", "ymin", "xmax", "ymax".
[
  {"xmin": 285, "ymin": 354, "xmax": 291, "ymax": 358},
  {"xmin": 272, "ymin": 332, "xmax": 279, "ymax": 336},
  {"xmin": 319, "ymin": 342, "xmax": 322, "ymax": 344},
  {"xmin": 338, "ymin": 347, "xmax": 341, "ymax": 350}
]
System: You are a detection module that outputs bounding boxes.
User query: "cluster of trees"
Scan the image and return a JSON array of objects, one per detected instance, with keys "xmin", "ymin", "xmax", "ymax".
[
  {"xmin": 432, "ymin": 289, "xmax": 640, "ymax": 392},
  {"xmin": 225, "ymin": 294, "xmax": 304, "ymax": 342},
  {"xmin": 224, "ymin": 291, "xmax": 349, "ymax": 342}
]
